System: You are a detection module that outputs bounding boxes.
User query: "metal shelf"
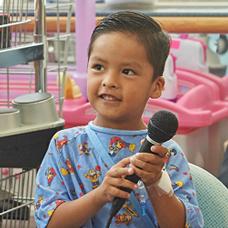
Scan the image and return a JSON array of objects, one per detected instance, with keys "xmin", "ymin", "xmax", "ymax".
[{"xmin": 0, "ymin": 43, "xmax": 43, "ymax": 68}]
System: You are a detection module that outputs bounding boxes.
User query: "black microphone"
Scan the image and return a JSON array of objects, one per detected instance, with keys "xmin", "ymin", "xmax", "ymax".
[{"xmin": 108, "ymin": 110, "xmax": 178, "ymax": 221}]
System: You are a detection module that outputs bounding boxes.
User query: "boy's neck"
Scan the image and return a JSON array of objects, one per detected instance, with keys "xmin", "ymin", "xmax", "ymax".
[{"xmin": 93, "ymin": 118, "xmax": 148, "ymax": 131}]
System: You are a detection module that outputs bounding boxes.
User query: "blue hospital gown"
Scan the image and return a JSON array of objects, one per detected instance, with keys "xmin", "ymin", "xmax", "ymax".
[{"xmin": 34, "ymin": 121, "xmax": 204, "ymax": 228}]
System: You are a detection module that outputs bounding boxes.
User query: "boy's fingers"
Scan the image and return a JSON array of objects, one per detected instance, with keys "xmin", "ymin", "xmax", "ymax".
[
  {"xmin": 130, "ymin": 157, "xmax": 158, "ymax": 173},
  {"xmin": 136, "ymin": 146, "xmax": 168, "ymax": 159},
  {"xmin": 130, "ymin": 154, "xmax": 165, "ymax": 173},
  {"xmin": 115, "ymin": 156, "xmax": 131, "ymax": 167},
  {"xmin": 110, "ymin": 167, "xmax": 134, "ymax": 178},
  {"xmin": 108, "ymin": 157, "xmax": 134, "ymax": 178},
  {"xmin": 139, "ymin": 142, "xmax": 168, "ymax": 157},
  {"xmin": 109, "ymin": 186, "xmax": 131, "ymax": 199},
  {"xmin": 151, "ymin": 145, "xmax": 168, "ymax": 157},
  {"xmin": 133, "ymin": 153, "xmax": 165, "ymax": 164},
  {"xmin": 130, "ymin": 163, "xmax": 161, "ymax": 184},
  {"xmin": 109, "ymin": 175, "xmax": 138, "ymax": 190}
]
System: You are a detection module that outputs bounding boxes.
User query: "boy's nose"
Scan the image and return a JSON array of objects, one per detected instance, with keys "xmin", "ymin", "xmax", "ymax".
[{"xmin": 102, "ymin": 71, "xmax": 118, "ymax": 88}]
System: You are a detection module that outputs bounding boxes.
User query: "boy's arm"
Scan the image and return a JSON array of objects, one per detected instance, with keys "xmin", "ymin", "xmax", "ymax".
[
  {"xmin": 48, "ymin": 187, "xmax": 185, "ymax": 228},
  {"xmin": 146, "ymin": 187, "xmax": 185, "ymax": 228},
  {"xmin": 44, "ymin": 157, "xmax": 137, "ymax": 228},
  {"xmin": 47, "ymin": 187, "xmax": 105, "ymax": 228},
  {"xmin": 130, "ymin": 142, "xmax": 203, "ymax": 228},
  {"xmin": 130, "ymin": 150, "xmax": 186, "ymax": 228}
]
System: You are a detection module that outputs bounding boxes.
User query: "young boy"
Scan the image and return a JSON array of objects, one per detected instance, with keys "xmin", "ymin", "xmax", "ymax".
[{"xmin": 34, "ymin": 11, "xmax": 204, "ymax": 228}]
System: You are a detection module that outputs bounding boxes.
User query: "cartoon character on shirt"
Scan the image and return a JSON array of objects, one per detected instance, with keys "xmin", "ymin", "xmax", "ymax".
[
  {"xmin": 165, "ymin": 148, "xmax": 177, "ymax": 163},
  {"xmin": 35, "ymin": 196, "xmax": 44, "ymax": 210},
  {"xmin": 53, "ymin": 133, "xmax": 68, "ymax": 153},
  {"xmin": 115, "ymin": 213, "xmax": 132, "ymax": 226},
  {"xmin": 46, "ymin": 167, "xmax": 56, "ymax": 188},
  {"xmin": 173, "ymin": 181, "xmax": 184, "ymax": 188},
  {"xmin": 123, "ymin": 204, "xmax": 138, "ymax": 218},
  {"xmin": 78, "ymin": 142, "xmax": 93, "ymax": 157},
  {"xmin": 84, "ymin": 166, "xmax": 101, "ymax": 189},
  {"xmin": 46, "ymin": 200, "xmax": 64, "ymax": 217},
  {"xmin": 61, "ymin": 158, "xmax": 75, "ymax": 176},
  {"xmin": 109, "ymin": 136, "xmax": 136, "ymax": 157}
]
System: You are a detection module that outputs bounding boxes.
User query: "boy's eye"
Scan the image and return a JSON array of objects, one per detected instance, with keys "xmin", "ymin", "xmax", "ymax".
[
  {"xmin": 93, "ymin": 64, "xmax": 105, "ymax": 71},
  {"xmin": 122, "ymin": 69, "xmax": 135, "ymax": 75}
]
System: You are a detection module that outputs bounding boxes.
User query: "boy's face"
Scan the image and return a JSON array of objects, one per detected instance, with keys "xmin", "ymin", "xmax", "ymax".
[{"xmin": 87, "ymin": 32, "xmax": 164, "ymax": 130}]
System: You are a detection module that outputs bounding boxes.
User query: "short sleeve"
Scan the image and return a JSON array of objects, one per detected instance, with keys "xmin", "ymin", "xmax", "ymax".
[
  {"xmin": 34, "ymin": 130, "xmax": 81, "ymax": 228},
  {"xmin": 164, "ymin": 140, "xmax": 204, "ymax": 228}
]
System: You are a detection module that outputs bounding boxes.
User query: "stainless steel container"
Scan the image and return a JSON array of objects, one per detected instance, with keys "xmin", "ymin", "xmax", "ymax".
[
  {"xmin": 0, "ymin": 108, "xmax": 21, "ymax": 130},
  {"xmin": 12, "ymin": 92, "xmax": 59, "ymax": 125}
]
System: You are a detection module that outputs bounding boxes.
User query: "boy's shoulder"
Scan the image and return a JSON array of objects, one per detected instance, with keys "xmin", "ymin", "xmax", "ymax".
[
  {"xmin": 164, "ymin": 139, "xmax": 180, "ymax": 147},
  {"xmin": 163, "ymin": 139, "xmax": 183, "ymax": 154},
  {"xmin": 52, "ymin": 125, "xmax": 87, "ymax": 142}
]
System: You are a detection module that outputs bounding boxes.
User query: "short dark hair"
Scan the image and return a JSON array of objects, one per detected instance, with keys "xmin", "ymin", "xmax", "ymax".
[{"xmin": 87, "ymin": 11, "xmax": 170, "ymax": 80}]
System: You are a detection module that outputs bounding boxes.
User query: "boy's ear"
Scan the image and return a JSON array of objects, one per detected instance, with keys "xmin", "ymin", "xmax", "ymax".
[{"xmin": 150, "ymin": 76, "xmax": 165, "ymax": 98}]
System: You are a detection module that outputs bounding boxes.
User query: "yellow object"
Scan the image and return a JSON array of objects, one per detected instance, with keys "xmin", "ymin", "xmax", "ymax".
[
  {"xmin": 58, "ymin": 71, "xmax": 82, "ymax": 99},
  {"xmin": 61, "ymin": 168, "xmax": 69, "ymax": 176}
]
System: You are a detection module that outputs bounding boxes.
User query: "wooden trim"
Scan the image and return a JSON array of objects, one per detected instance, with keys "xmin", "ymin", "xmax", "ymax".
[
  {"xmin": 150, "ymin": 17, "xmax": 228, "ymax": 34},
  {"xmin": 22, "ymin": 16, "xmax": 228, "ymax": 34}
]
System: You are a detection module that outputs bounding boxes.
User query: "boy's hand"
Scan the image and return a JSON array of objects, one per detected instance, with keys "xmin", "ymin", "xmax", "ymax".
[
  {"xmin": 97, "ymin": 157, "xmax": 139, "ymax": 204},
  {"xmin": 129, "ymin": 144, "xmax": 168, "ymax": 187}
]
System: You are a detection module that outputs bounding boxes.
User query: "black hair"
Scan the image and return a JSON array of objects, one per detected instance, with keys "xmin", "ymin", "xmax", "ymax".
[{"xmin": 87, "ymin": 11, "xmax": 170, "ymax": 80}]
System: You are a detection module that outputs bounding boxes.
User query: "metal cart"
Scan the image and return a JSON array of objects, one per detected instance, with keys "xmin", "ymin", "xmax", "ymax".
[{"xmin": 0, "ymin": 0, "xmax": 74, "ymax": 227}]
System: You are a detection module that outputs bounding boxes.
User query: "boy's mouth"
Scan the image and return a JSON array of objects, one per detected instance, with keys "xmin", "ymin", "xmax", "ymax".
[{"xmin": 100, "ymin": 94, "xmax": 121, "ymax": 101}]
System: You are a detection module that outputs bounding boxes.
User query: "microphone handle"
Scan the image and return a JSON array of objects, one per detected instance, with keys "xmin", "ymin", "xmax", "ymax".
[
  {"xmin": 138, "ymin": 137, "xmax": 155, "ymax": 153},
  {"xmin": 111, "ymin": 138, "xmax": 156, "ymax": 216}
]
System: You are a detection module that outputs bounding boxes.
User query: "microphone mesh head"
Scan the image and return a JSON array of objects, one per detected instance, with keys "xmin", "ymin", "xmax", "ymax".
[{"xmin": 148, "ymin": 110, "xmax": 178, "ymax": 143}]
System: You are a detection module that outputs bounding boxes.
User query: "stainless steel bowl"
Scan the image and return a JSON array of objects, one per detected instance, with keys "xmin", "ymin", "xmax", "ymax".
[
  {"xmin": 0, "ymin": 108, "xmax": 21, "ymax": 131},
  {"xmin": 12, "ymin": 92, "xmax": 59, "ymax": 125}
]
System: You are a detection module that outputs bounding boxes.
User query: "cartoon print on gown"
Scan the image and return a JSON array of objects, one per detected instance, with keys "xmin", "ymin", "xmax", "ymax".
[
  {"xmin": 109, "ymin": 136, "xmax": 136, "ymax": 157},
  {"xmin": 84, "ymin": 166, "xmax": 102, "ymax": 189},
  {"xmin": 34, "ymin": 123, "xmax": 204, "ymax": 228},
  {"xmin": 78, "ymin": 142, "xmax": 93, "ymax": 157}
]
